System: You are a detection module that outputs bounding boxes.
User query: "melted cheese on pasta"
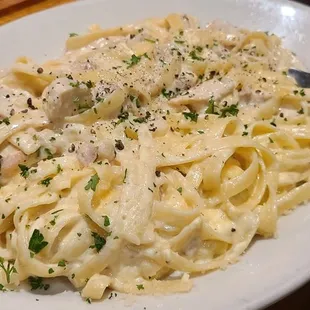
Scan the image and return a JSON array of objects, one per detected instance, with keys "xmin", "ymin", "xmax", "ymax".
[{"xmin": 0, "ymin": 14, "xmax": 309, "ymax": 301}]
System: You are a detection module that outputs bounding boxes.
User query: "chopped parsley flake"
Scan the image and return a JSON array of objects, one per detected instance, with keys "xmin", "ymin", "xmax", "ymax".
[
  {"xmin": 69, "ymin": 81, "xmax": 81, "ymax": 88},
  {"xmin": 28, "ymin": 229, "xmax": 48, "ymax": 254},
  {"xmin": 189, "ymin": 50, "xmax": 204, "ymax": 61},
  {"xmin": 103, "ymin": 215, "xmax": 110, "ymax": 227},
  {"xmin": 123, "ymin": 53, "xmax": 149, "ymax": 68},
  {"xmin": 28, "ymin": 277, "xmax": 49, "ymax": 291},
  {"xmin": 40, "ymin": 177, "xmax": 53, "ymax": 187},
  {"xmin": 161, "ymin": 88, "xmax": 175, "ymax": 99},
  {"xmin": 183, "ymin": 112, "xmax": 198, "ymax": 122},
  {"xmin": 57, "ymin": 164, "xmax": 63, "ymax": 173},
  {"xmin": 0, "ymin": 257, "xmax": 17, "ymax": 284},
  {"xmin": 90, "ymin": 232, "xmax": 106, "ymax": 252},
  {"xmin": 123, "ymin": 168, "xmax": 128, "ymax": 184},
  {"xmin": 219, "ymin": 104, "xmax": 239, "ymax": 118},
  {"xmin": 48, "ymin": 268, "xmax": 54, "ymax": 274},
  {"xmin": 18, "ymin": 164, "xmax": 30, "ymax": 178},
  {"xmin": 58, "ymin": 260, "xmax": 66, "ymax": 267},
  {"xmin": 85, "ymin": 174, "xmax": 99, "ymax": 191},
  {"xmin": 177, "ymin": 187, "xmax": 183, "ymax": 194},
  {"xmin": 205, "ymin": 98, "xmax": 218, "ymax": 115},
  {"xmin": 69, "ymin": 33, "xmax": 78, "ymax": 37},
  {"xmin": 137, "ymin": 284, "xmax": 144, "ymax": 290}
]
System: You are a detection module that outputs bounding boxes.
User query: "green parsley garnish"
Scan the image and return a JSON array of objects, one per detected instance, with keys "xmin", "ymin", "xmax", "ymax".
[
  {"xmin": 44, "ymin": 148, "xmax": 53, "ymax": 159},
  {"xmin": 28, "ymin": 276, "xmax": 49, "ymax": 291},
  {"xmin": 18, "ymin": 164, "xmax": 30, "ymax": 178},
  {"xmin": 69, "ymin": 81, "xmax": 81, "ymax": 88},
  {"xmin": 123, "ymin": 168, "xmax": 128, "ymax": 184},
  {"xmin": 205, "ymin": 97, "xmax": 218, "ymax": 115},
  {"xmin": 1, "ymin": 118, "xmax": 10, "ymax": 125},
  {"xmin": 84, "ymin": 80, "xmax": 95, "ymax": 89},
  {"xmin": 133, "ymin": 117, "xmax": 147, "ymax": 123},
  {"xmin": 40, "ymin": 177, "xmax": 53, "ymax": 187},
  {"xmin": 103, "ymin": 215, "xmax": 110, "ymax": 227},
  {"xmin": 145, "ymin": 38, "xmax": 156, "ymax": 43},
  {"xmin": 90, "ymin": 232, "xmax": 106, "ymax": 252},
  {"xmin": 161, "ymin": 88, "xmax": 175, "ymax": 99},
  {"xmin": 182, "ymin": 112, "xmax": 198, "ymax": 122},
  {"xmin": 189, "ymin": 50, "xmax": 204, "ymax": 61},
  {"xmin": 57, "ymin": 164, "xmax": 63, "ymax": 173},
  {"xmin": 177, "ymin": 187, "xmax": 183, "ymax": 194},
  {"xmin": 69, "ymin": 33, "xmax": 78, "ymax": 37},
  {"xmin": 84, "ymin": 174, "xmax": 99, "ymax": 191},
  {"xmin": 137, "ymin": 284, "xmax": 144, "ymax": 290},
  {"xmin": 48, "ymin": 268, "xmax": 54, "ymax": 274},
  {"xmin": 219, "ymin": 104, "xmax": 239, "ymax": 118},
  {"xmin": 0, "ymin": 257, "xmax": 17, "ymax": 284},
  {"xmin": 58, "ymin": 260, "xmax": 66, "ymax": 267},
  {"xmin": 129, "ymin": 95, "xmax": 141, "ymax": 108},
  {"xmin": 297, "ymin": 108, "xmax": 304, "ymax": 114},
  {"xmin": 123, "ymin": 53, "xmax": 149, "ymax": 68},
  {"xmin": 300, "ymin": 89, "xmax": 306, "ymax": 97},
  {"xmin": 28, "ymin": 229, "xmax": 48, "ymax": 254}
]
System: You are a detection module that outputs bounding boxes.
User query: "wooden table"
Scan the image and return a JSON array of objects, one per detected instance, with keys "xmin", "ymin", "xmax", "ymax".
[{"xmin": 0, "ymin": 0, "xmax": 310, "ymax": 309}]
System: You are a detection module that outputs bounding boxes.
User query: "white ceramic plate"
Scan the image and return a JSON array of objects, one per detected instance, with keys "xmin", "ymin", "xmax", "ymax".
[{"xmin": 1, "ymin": 0, "xmax": 310, "ymax": 309}]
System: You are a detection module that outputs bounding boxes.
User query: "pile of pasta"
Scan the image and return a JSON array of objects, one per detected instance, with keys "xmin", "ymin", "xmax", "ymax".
[{"xmin": 0, "ymin": 14, "xmax": 309, "ymax": 301}]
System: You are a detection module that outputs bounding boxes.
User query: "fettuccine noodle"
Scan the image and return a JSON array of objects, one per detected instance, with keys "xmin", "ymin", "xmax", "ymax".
[{"xmin": 0, "ymin": 14, "xmax": 309, "ymax": 301}]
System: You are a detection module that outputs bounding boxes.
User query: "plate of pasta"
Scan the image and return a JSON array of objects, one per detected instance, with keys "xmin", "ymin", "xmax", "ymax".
[{"xmin": 1, "ymin": 0, "xmax": 310, "ymax": 309}]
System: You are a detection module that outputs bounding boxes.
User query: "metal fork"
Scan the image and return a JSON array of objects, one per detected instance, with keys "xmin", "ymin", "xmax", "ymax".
[{"xmin": 288, "ymin": 69, "xmax": 310, "ymax": 88}]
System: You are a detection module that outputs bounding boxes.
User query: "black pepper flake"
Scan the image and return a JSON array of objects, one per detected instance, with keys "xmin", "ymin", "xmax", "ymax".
[
  {"xmin": 27, "ymin": 98, "xmax": 37, "ymax": 110},
  {"xmin": 68, "ymin": 144, "xmax": 76, "ymax": 153},
  {"xmin": 231, "ymin": 228, "xmax": 236, "ymax": 232},
  {"xmin": 5, "ymin": 94, "xmax": 10, "ymax": 98},
  {"xmin": 115, "ymin": 140, "xmax": 124, "ymax": 150},
  {"xmin": 155, "ymin": 171, "xmax": 161, "ymax": 177},
  {"xmin": 37, "ymin": 67, "xmax": 44, "ymax": 74}
]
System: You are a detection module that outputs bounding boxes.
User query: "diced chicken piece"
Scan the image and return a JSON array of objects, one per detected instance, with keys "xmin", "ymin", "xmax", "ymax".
[
  {"xmin": 76, "ymin": 142, "xmax": 98, "ymax": 167},
  {"xmin": 239, "ymin": 85, "xmax": 272, "ymax": 105},
  {"xmin": 169, "ymin": 78, "xmax": 235, "ymax": 106},
  {"xmin": 42, "ymin": 77, "xmax": 93, "ymax": 123},
  {"xmin": 91, "ymin": 81, "xmax": 118, "ymax": 102},
  {"xmin": 172, "ymin": 65, "xmax": 198, "ymax": 92},
  {"xmin": 147, "ymin": 45, "xmax": 181, "ymax": 96},
  {"xmin": 0, "ymin": 144, "xmax": 26, "ymax": 182},
  {"xmin": 97, "ymin": 140, "xmax": 115, "ymax": 162},
  {"xmin": 0, "ymin": 85, "xmax": 30, "ymax": 118},
  {"xmin": 9, "ymin": 128, "xmax": 41, "ymax": 155}
]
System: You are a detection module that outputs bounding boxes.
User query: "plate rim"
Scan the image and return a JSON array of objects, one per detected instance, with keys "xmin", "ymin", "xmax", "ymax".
[{"xmin": 1, "ymin": 1, "xmax": 310, "ymax": 309}]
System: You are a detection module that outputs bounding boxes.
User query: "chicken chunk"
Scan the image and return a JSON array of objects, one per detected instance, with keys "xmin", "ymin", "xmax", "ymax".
[
  {"xmin": 0, "ymin": 144, "xmax": 26, "ymax": 183},
  {"xmin": 169, "ymin": 78, "xmax": 235, "ymax": 106},
  {"xmin": 42, "ymin": 77, "xmax": 93, "ymax": 123},
  {"xmin": 97, "ymin": 140, "xmax": 115, "ymax": 162},
  {"xmin": 76, "ymin": 142, "xmax": 98, "ymax": 167}
]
